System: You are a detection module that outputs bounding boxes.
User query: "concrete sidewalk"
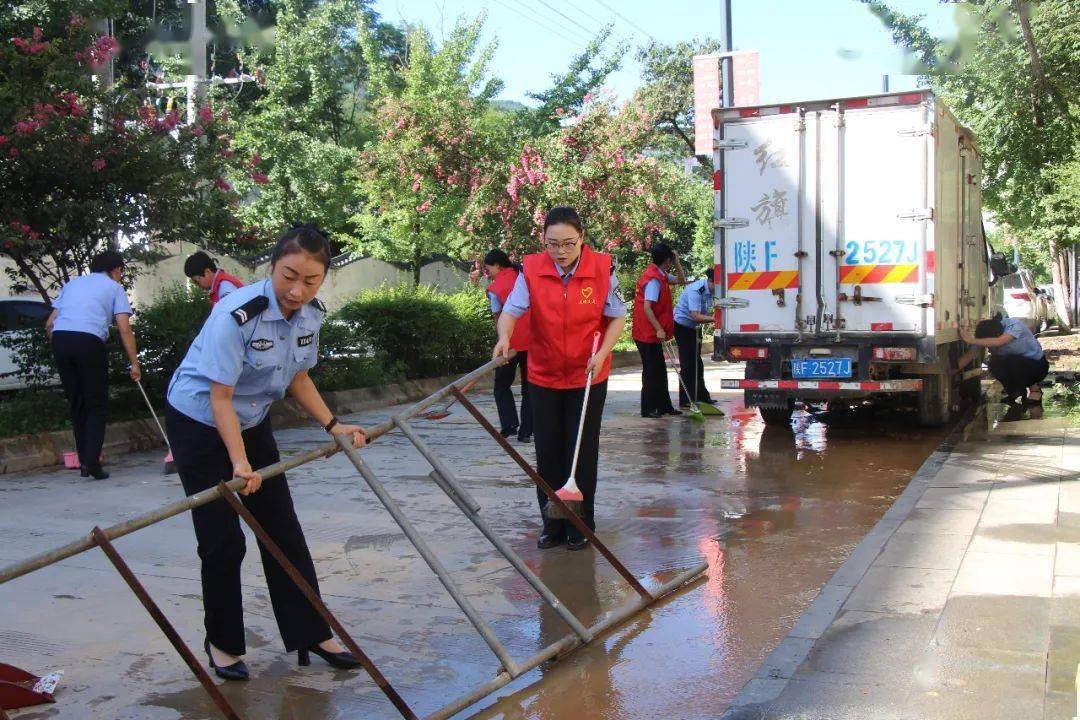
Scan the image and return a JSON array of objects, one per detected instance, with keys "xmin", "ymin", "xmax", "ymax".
[{"xmin": 723, "ymin": 407, "xmax": 1080, "ymax": 720}]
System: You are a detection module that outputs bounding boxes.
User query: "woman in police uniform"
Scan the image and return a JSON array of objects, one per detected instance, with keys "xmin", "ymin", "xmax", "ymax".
[
  {"xmin": 165, "ymin": 224, "xmax": 366, "ymax": 680},
  {"xmin": 493, "ymin": 206, "xmax": 627, "ymax": 551}
]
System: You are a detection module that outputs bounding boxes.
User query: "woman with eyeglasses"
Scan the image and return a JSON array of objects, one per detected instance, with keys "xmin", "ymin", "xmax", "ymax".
[
  {"xmin": 493, "ymin": 206, "xmax": 627, "ymax": 551},
  {"xmin": 45, "ymin": 250, "xmax": 141, "ymax": 480}
]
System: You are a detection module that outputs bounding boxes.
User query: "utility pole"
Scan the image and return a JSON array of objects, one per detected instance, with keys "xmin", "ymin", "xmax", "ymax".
[
  {"xmin": 720, "ymin": 0, "xmax": 734, "ymax": 107},
  {"xmin": 145, "ymin": 0, "xmax": 257, "ymax": 125},
  {"xmin": 882, "ymin": 74, "xmax": 890, "ymax": 92}
]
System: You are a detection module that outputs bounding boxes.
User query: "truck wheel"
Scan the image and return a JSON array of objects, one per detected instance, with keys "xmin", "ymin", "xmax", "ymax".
[
  {"xmin": 917, "ymin": 372, "xmax": 953, "ymax": 426},
  {"xmin": 760, "ymin": 404, "xmax": 794, "ymax": 426}
]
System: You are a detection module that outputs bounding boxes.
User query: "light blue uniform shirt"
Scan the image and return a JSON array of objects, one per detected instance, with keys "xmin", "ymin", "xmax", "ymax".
[
  {"xmin": 488, "ymin": 291, "xmax": 503, "ymax": 314},
  {"xmin": 167, "ymin": 279, "xmax": 323, "ymax": 429},
  {"xmin": 674, "ymin": 278, "xmax": 715, "ymax": 328},
  {"xmin": 995, "ymin": 317, "xmax": 1045, "ymax": 361},
  {"xmin": 503, "ymin": 257, "xmax": 627, "ymax": 319},
  {"xmin": 643, "ymin": 272, "xmax": 677, "ymax": 303},
  {"xmin": 217, "ymin": 277, "xmax": 239, "ymax": 300},
  {"xmin": 52, "ymin": 272, "xmax": 133, "ymax": 341}
]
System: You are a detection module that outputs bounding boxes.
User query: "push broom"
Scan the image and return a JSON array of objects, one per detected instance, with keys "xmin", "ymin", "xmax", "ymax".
[
  {"xmin": 547, "ymin": 331, "xmax": 601, "ymax": 521},
  {"xmin": 134, "ymin": 378, "xmax": 176, "ymax": 474},
  {"xmin": 661, "ymin": 340, "xmax": 706, "ymax": 422},
  {"xmin": 694, "ymin": 330, "xmax": 724, "ymax": 416}
]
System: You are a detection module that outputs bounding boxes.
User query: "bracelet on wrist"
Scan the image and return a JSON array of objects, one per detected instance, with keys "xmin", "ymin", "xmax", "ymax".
[{"xmin": 323, "ymin": 416, "xmax": 339, "ymax": 433}]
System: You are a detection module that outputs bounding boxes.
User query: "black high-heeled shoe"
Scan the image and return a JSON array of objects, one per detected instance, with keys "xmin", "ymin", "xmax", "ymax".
[
  {"xmin": 81, "ymin": 465, "xmax": 109, "ymax": 480},
  {"xmin": 204, "ymin": 638, "xmax": 249, "ymax": 681},
  {"xmin": 297, "ymin": 643, "xmax": 362, "ymax": 669}
]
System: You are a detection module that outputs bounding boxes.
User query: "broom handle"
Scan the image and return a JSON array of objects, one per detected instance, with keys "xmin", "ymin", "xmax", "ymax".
[
  {"xmin": 568, "ymin": 332, "xmax": 601, "ymax": 482},
  {"xmin": 135, "ymin": 378, "xmax": 170, "ymax": 448},
  {"xmin": 663, "ymin": 341, "xmax": 698, "ymax": 411}
]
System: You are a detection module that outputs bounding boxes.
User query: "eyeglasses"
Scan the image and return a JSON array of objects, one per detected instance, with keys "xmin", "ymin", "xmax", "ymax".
[{"xmin": 544, "ymin": 235, "xmax": 581, "ymax": 251}]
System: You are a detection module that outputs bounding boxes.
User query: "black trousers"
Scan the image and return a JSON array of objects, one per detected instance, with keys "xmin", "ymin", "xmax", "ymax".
[
  {"xmin": 988, "ymin": 354, "xmax": 1050, "ymax": 398},
  {"xmin": 674, "ymin": 322, "xmax": 712, "ymax": 405},
  {"xmin": 165, "ymin": 404, "xmax": 332, "ymax": 656},
  {"xmin": 51, "ymin": 331, "xmax": 108, "ymax": 468},
  {"xmin": 531, "ymin": 381, "xmax": 607, "ymax": 541},
  {"xmin": 635, "ymin": 340, "xmax": 675, "ymax": 415},
  {"xmin": 494, "ymin": 351, "xmax": 532, "ymax": 436}
]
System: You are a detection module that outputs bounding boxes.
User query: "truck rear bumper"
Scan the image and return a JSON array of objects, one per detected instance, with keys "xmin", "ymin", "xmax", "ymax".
[{"xmin": 721, "ymin": 379, "xmax": 923, "ymax": 393}]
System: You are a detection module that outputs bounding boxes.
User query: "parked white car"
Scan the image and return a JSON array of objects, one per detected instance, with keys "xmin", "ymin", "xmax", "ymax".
[
  {"xmin": 1002, "ymin": 270, "xmax": 1052, "ymax": 333},
  {"xmin": 0, "ymin": 296, "xmax": 54, "ymax": 391}
]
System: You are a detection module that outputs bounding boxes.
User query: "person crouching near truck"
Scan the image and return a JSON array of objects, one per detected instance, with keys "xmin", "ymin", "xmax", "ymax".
[
  {"xmin": 959, "ymin": 316, "xmax": 1049, "ymax": 404},
  {"xmin": 184, "ymin": 250, "xmax": 245, "ymax": 305},
  {"xmin": 493, "ymin": 206, "xmax": 627, "ymax": 551},
  {"xmin": 632, "ymin": 240, "xmax": 686, "ymax": 417},
  {"xmin": 673, "ymin": 268, "xmax": 717, "ymax": 408},
  {"xmin": 165, "ymin": 224, "xmax": 368, "ymax": 681},
  {"xmin": 471, "ymin": 249, "xmax": 533, "ymax": 442}
]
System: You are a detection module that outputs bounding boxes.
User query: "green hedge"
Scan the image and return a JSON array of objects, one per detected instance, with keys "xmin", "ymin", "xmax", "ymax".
[
  {"xmin": 0, "ymin": 282, "xmax": 497, "ymax": 438},
  {"xmin": 336, "ymin": 283, "xmax": 496, "ymax": 379}
]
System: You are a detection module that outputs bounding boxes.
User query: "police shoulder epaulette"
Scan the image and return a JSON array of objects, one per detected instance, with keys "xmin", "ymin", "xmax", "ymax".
[
  {"xmin": 308, "ymin": 297, "xmax": 326, "ymax": 312},
  {"xmin": 231, "ymin": 295, "xmax": 269, "ymax": 325}
]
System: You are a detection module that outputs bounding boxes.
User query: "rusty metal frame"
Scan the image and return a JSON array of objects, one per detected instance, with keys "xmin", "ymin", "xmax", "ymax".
[
  {"xmin": 215, "ymin": 483, "xmax": 417, "ymax": 719},
  {"xmin": 89, "ymin": 527, "xmax": 242, "ymax": 720},
  {"xmin": 0, "ymin": 354, "xmax": 709, "ymax": 719}
]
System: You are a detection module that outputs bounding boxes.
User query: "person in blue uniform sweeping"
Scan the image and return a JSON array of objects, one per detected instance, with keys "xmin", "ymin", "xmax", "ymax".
[
  {"xmin": 46, "ymin": 250, "xmax": 141, "ymax": 480},
  {"xmin": 165, "ymin": 223, "xmax": 367, "ymax": 681}
]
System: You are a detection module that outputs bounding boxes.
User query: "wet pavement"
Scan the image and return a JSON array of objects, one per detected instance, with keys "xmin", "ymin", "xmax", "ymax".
[
  {"xmin": 721, "ymin": 401, "xmax": 1080, "ymax": 720},
  {"xmin": 0, "ymin": 362, "xmax": 947, "ymax": 719}
]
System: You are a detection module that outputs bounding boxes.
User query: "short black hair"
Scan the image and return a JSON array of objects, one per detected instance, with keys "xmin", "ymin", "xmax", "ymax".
[
  {"xmin": 650, "ymin": 241, "xmax": 674, "ymax": 266},
  {"xmin": 705, "ymin": 268, "xmax": 715, "ymax": 282},
  {"xmin": 483, "ymin": 248, "xmax": 514, "ymax": 269},
  {"xmin": 89, "ymin": 250, "xmax": 124, "ymax": 274},
  {"xmin": 975, "ymin": 318, "xmax": 1004, "ymax": 338},
  {"xmin": 184, "ymin": 251, "xmax": 217, "ymax": 278},
  {"xmin": 271, "ymin": 222, "xmax": 332, "ymax": 270}
]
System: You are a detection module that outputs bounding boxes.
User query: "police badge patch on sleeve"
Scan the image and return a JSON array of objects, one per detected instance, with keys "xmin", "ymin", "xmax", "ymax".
[
  {"xmin": 250, "ymin": 338, "xmax": 274, "ymax": 351},
  {"xmin": 297, "ymin": 333, "xmax": 315, "ymax": 347}
]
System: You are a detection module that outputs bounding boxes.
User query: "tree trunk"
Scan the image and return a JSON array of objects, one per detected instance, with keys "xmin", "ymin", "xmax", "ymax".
[
  {"xmin": 1050, "ymin": 241, "xmax": 1074, "ymax": 328},
  {"xmin": 8, "ymin": 252, "xmax": 54, "ymax": 304},
  {"xmin": 413, "ymin": 246, "xmax": 421, "ymax": 286}
]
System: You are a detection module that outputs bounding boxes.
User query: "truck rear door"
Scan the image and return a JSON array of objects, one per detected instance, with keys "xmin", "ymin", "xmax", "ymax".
[
  {"xmin": 720, "ymin": 111, "xmax": 807, "ymax": 335},
  {"xmin": 820, "ymin": 101, "xmax": 931, "ymax": 336}
]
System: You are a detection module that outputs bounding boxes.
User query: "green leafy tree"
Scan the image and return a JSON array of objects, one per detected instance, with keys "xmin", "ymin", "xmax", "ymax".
[
  {"xmin": 464, "ymin": 95, "xmax": 711, "ymax": 267},
  {"xmin": 521, "ymin": 25, "xmax": 626, "ymax": 136},
  {"xmin": 350, "ymin": 16, "xmax": 504, "ymax": 283},
  {"xmin": 0, "ymin": 3, "xmax": 247, "ymax": 301},
  {"xmin": 862, "ymin": 0, "xmax": 1079, "ymax": 318},
  {"xmin": 635, "ymin": 37, "xmax": 723, "ymax": 156},
  {"xmin": 213, "ymin": 0, "xmax": 405, "ymax": 254}
]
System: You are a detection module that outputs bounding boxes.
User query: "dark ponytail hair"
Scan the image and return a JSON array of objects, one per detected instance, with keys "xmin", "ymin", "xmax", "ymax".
[
  {"xmin": 271, "ymin": 222, "xmax": 332, "ymax": 270},
  {"xmin": 483, "ymin": 248, "xmax": 520, "ymax": 271},
  {"xmin": 542, "ymin": 206, "xmax": 584, "ymax": 234},
  {"xmin": 89, "ymin": 250, "xmax": 125, "ymax": 274}
]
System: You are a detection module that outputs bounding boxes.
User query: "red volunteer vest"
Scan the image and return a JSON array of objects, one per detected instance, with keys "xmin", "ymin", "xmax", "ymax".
[
  {"xmin": 488, "ymin": 267, "xmax": 531, "ymax": 351},
  {"xmin": 522, "ymin": 246, "xmax": 613, "ymax": 390},
  {"xmin": 209, "ymin": 270, "xmax": 245, "ymax": 304},
  {"xmin": 631, "ymin": 263, "xmax": 674, "ymax": 343}
]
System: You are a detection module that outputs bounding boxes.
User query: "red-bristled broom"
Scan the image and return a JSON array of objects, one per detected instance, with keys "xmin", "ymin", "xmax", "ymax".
[
  {"xmin": 135, "ymin": 378, "xmax": 176, "ymax": 475},
  {"xmin": 548, "ymin": 331, "xmax": 601, "ymax": 521}
]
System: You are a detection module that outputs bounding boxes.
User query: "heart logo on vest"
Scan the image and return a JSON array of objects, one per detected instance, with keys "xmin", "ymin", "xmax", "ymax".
[{"xmin": 580, "ymin": 286, "xmax": 596, "ymax": 304}]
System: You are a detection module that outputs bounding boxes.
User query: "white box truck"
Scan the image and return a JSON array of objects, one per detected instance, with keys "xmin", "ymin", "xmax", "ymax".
[{"xmin": 711, "ymin": 90, "xmax": 1011, "ymax": 426}]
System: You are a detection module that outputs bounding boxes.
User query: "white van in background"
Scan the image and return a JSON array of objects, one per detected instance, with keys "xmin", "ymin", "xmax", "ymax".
[
  {"xmin": 1002, "ymin": 270, "xmax": 1052, "ymax": 333},
  {"xmin": 0, "ymin": 297, "xmax": 54, "ymax": 391}
]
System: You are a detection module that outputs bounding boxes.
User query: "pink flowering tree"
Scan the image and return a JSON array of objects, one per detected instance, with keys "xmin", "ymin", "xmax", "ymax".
[
  {"xmin": 464, "ymin": 94, "xmax": 710, "ymax": 264},
  {"xmin": 0, "ymin": 8, "xmax": 252, "ymax": 302},
  {"xmin": 350, "ymin": 17, "xmax": 504, "ymax": 284}
]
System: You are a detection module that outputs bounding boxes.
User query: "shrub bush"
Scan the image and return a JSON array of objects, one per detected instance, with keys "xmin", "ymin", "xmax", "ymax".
[{"xmin": 336, "ymin": 283, "xmax": 497, "ymax": 379}]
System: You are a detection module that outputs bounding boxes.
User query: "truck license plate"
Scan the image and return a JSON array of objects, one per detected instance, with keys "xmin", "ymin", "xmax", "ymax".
[{"xmin": 791, "ymin": 359, "xmax": 852, "ymax": 378}]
